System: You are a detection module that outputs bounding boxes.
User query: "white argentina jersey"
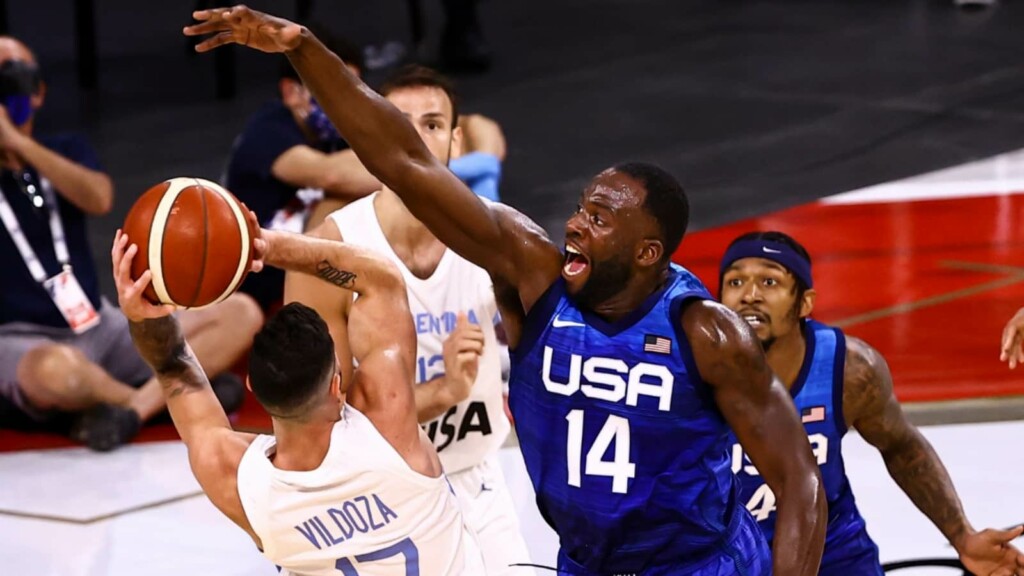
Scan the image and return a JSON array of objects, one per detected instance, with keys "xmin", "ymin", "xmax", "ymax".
[
  {"xmin": 236, "ymin": 405, "xmax": 472, "ymax": 575},
  {"xmin": 330, "ymin": 194, "xmax": 510, "ymax": 474}
]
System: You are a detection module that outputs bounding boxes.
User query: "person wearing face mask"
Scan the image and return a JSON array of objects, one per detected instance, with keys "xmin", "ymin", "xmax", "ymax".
[
  {"xmin": 0, "ymin": 36, "xmax": 260, "ymax": 451},
  {"xmin": 223, "ymin": 30, "xmax": 380, "ymax": 312},
  {"xmin": 719, "ymin": 230, "xmax": 1024, "ymax": 576}
]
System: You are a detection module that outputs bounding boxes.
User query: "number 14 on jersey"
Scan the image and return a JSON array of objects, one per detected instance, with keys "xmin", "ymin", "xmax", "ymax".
[{"xmin": 565, "ymin": 410, "xmax": 636, "ymax": 494}]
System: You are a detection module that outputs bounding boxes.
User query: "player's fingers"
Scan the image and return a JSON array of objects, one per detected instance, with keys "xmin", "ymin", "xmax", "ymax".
[
  {"xmin": 117, "ymin": 243, "xmax": 137, "ymax": 286},
  {"xmin": 194, "ymin": 31, "xmax": 237, "ymax": 52},
  {"xmin": 130, "ymin": 267, "xmax": 152, "ymax": 298},
  {"xmin": 457, "ymin": 338, "xmax": 485, "ymax": 355}
]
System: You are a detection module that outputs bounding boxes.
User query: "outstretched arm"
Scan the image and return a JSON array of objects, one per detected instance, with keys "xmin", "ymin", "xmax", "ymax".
[
  {"xmin": 846, "ymin": 337, "xmax": 1024, "ymax": 575},
  {"xmin": 684, "ymin": 300, "xmax": 826, "ymax": 576},
  {"xmin": 184, "ymin": 7, "xmax": 562, "ymax": 311},
  {"xmin": 113, "ymin": 231, "xmax": 257, "ymax": 543}
]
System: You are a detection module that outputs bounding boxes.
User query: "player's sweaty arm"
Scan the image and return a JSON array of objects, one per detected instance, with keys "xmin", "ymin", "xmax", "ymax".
[
  {"xmin": 265, "ymin": 230, "xmax": 422, "ymax": 449},
  {"xmin": 845, "ymin": 337, "xmax": 1024, "ymax": 573},
  {"xmin": 285, "ymin": 33, "xmax": 561, "ymax": 290},
  {"xmin": 683, "ymin": 300, "xmax": 826, "ymax": 576}
]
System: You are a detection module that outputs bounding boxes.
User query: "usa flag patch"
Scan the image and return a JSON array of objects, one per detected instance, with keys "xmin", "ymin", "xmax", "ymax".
[
  {"xmin": 801, "ymin": 405, "xmax": 826, "ymax": 423},
  {"xmin": 643, "ymin": 334, "xmax": 671, "ymax": 355}
]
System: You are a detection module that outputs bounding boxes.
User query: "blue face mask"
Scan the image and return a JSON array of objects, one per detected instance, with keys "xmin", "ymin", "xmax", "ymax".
[
  {"xmin": 0, "ymin": 60, "xmax": 39, "ymax": 126},
  {"xmin": 305, "ymin": 99, "xmax": 345, "ymax": 148},
  {"xmin": 2, "ymin": 94, "xmax": 32, "ymax": 126}
]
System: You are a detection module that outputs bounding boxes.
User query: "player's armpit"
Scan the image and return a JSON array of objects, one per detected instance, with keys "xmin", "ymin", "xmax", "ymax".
[
  {"xmin": 283, "ymin": 219, "xmax": 354, "ymax": 384},
  {"xmin": 681, "ymin": 299, "xmax": 826, "ymax": 576},
  {"xmin": 844, "ymin": 337, "xmax": 975, "ymax": 551}
]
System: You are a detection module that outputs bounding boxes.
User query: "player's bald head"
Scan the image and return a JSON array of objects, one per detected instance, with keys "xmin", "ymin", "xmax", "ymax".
[{"xmin": 0, "ymin": 37, "xmax": 37, "ymax": 66}]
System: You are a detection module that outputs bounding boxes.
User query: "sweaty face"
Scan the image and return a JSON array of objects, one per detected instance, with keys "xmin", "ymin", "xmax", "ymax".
[
  {"xmin": 720, "ymin": 257, "xmax": 804, "ymax": 350},
  {"xmin": 385, "ymin": 86, "xmax": 459, "ymax": 165},
  {"xmin": 563, "ymin": 170, "xmax": 652, "ymax": 307}
]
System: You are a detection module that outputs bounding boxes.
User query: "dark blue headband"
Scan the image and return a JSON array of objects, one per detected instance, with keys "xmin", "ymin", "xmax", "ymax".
[{"xmin": 719, "ymin": 239, "xmax": 813, "ymax": 288}]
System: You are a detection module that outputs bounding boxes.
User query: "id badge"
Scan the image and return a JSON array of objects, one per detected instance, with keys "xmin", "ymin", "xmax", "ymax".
[{"xmin": 43, "ymin": 268, "xmax": 100, "ymax": 334}]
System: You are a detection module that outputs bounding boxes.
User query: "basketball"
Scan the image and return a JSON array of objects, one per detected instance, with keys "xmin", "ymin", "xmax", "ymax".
[{"xmin": 122, "ymin": 177, "xmax": 256, "ymax": 308}]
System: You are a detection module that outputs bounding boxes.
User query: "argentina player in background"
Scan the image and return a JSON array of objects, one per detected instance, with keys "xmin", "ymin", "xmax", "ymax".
[
  {"xmin": 720, "ymin": 231, "xmax": 1024, "ymax": 576},
  {"xmin": 184, "ymin": 7, "xmax": 829, "ymax": 575}
]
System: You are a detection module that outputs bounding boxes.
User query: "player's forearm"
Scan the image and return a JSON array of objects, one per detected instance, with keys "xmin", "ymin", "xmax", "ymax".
[
  {"xmin": 15, "ymin": 136, "xmax": 113, "ymax": 215},
  {"xmin": 285, "ymin": 30, "xmax": 434, "ymax": 194},
  {"xmin": 882, "ymin": 430, "xmax": 973, "ymax": 550},
  {"xmin": 771, "ymin": 469, "xmax": 827, "ymax": 576},
  {"xmin": 263, "ymin": 230, "xmax": 401, "ymax": 297},
  {"xmin": 284, "ymin": 30, "xmax": 506, "ymax": 266},
  {"xmin": 414, "ymin": 376, "xmax": 458, "ymax": 423},
  {"xmin": 320, "ymin": 150, "xmax": 381, "ymax": 200}
]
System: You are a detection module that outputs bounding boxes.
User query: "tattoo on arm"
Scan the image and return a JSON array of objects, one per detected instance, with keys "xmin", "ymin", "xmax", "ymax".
[
  {"xmin": 128, "ymin": 316, "xmax": 204, "ymax": 391},
  {"xmin": 846, "ymin": 339, "xmax": 971, "ymax": 546},
  {"xmin": 316, "ymin": 259, "xmax": 357, "ymax": 288}
]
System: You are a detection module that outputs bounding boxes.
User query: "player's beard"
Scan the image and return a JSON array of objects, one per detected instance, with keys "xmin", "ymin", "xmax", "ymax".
[
  {"xmin": 760, "ymin": 298, "xmax": 804, "ymax": 353},
  {"xmin": 575, "ymin": 254, "xmax": 633, "ymax": 310}
]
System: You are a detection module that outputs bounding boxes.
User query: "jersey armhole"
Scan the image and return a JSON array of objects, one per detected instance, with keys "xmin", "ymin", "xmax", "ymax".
[
  {"xmin": 511, "ymin": 277, "xmax": 564, "ymax": 362},
  {"xmin": 832, "ymin": 328, "xmax": 848, "ymax": 435},
  {"xmin": 669, "ymin": 292, "xmax": 712, "ymax": 397}
]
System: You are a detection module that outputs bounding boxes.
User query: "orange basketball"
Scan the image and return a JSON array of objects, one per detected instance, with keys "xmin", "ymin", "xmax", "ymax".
[{"xmin": 122, "ymin": 177, "xmax": 256, "ymax": 308}]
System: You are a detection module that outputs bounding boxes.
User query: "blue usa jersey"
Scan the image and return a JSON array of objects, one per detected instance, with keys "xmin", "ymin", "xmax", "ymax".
[
  {"xmin": 730, "ymin": 319, "xmax": 882, "ymax": 575},
  {"xmin": 510, "ymin": 265, "xmax": 769, "ymax": 575}
]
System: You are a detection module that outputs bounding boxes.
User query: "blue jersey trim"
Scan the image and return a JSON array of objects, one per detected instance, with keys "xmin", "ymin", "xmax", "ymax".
[
  {"xmin": 832, "ymin": 328, "xmax": 849, "ymax": 434},
  {"xmin": 511, "ymin": 277, "xmax": 563, "ymax": 363},
  {"xmin": 669, "ymin": 292, "xmax": 714, "ymax": 405},
  {"xmin": 788, "ymin": 320, "xmax": 818, "ymax": 399}
]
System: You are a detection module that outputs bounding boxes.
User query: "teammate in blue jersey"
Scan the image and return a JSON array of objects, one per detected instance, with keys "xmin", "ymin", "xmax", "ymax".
[
  {"xmin": 184, "ymin": 9, "xmax": 830, "ymax": 575},
  {"xmin": 720, "ymin": 230, "xmax": 1024, "ymax": 576}
]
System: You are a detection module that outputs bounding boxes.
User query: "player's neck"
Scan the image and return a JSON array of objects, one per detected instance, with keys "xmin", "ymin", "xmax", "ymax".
[
  {"xmin": 269, "ymin": 406, "xmax": 343, "ymax": 472},
  {"xmin": 584, "ymin": 267, "xmax": 668, "ymax": 322},
  {"xmin": 765, "ymin": 327, "xmax": 807, "ymax": 391},
  {"xmin": 374, "ymin": 188, "xmax": 446, "ymax": 277}
]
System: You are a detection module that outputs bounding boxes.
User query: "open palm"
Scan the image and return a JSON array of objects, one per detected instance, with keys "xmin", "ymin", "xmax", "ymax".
[{"xmin": 184, "ymin": 5, "xmax": 304, "ymax": 54}]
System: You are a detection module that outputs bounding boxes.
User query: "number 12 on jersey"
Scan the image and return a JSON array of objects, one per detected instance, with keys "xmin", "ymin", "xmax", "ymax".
[{"xmin": 565, "ymin": 410, "xmax": 636, "ymax": 494}]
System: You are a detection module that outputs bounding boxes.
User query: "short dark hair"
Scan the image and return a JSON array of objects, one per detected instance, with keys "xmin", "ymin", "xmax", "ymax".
[
  {"xmin": 614, "ymin": 162, "xmax": 689, "ymax": 262},
  {"xmin": 379, "ymin": 64, "xmax": 459, "ymax": 126},
  {"xmin": 248, "ymin": 303, "xmax": 336, "ymax": 418},
  {"xmin": 726, "ymin": 230, "xmax": 813, "ymax": 294},
  {"xmin": 278, "ymin": 26, "xmax": 364, "ymax": 82}
]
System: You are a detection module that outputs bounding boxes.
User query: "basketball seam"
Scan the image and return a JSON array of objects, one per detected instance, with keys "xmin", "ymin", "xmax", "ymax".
[
  {"xmin": 184, "ymin": 178, "xmax": 210, "ymax": 309},
  {"xmin": 195, "ymin": 178, "xmax": 250, "ymax": 308},
  {"xmin": 148, "ymin": 180, "xmax": 189, "ymax": 306}
]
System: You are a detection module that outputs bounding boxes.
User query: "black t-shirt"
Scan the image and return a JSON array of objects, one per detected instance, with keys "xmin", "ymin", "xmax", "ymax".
[
  {"xmin": 0, "ymin": 133, "xmax": 104, "ymax": 327},
  {"xmin": 224, "ymin": 101, "xmax": 348, "ymax": 310}
]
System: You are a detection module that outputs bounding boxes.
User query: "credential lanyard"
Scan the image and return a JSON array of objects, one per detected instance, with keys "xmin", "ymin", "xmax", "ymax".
[{"xmin": 0, "ymin": 175, "xmax": 69, "ymax": 283}]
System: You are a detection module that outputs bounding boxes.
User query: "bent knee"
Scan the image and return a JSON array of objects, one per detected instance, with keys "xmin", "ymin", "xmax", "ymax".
[
  {"xmin": 221, "ymin": 292, "xmax": 264, "ymax": 337},
  {"xmin": 16, "ymin": 343, "xmax": 86, "ymax": 401}
]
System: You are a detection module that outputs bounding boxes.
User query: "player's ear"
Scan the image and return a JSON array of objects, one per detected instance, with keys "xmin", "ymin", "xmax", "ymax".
[
  {"xmin": 637, "ymin": 238, "xmax": 664, "ymax": 268},
  {"xmin": 800, "ymin": 288, "xmax": 816, "ymax": 318},
  {"xmin": 329, "ymin": 371, "xmax": 342, "ymax": 399},
  {"xmin": 244, "ymin": 376, "xmax": 253, "ymax": 392}
]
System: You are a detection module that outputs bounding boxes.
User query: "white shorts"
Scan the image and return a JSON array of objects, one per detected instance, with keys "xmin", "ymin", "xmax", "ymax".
[{"xmin": 448, "ymin": 454, "xmax": 535, "ymax": 576}]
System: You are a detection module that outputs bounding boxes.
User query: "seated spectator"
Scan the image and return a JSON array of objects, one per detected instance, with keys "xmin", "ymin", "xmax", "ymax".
[
  {"xmin": 223, "ymin": 31, "xmax": 379, "ymax": 312},
  {"xmin": 0, "ymin": 36, "xmax": 261, "ymax": 451}
]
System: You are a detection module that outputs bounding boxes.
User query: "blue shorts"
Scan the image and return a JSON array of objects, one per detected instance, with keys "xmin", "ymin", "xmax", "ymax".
[
  {"xmin": 555, "ymin": 511, "xmax": 771, "ymax": 576},
  {"xmin": 819, "ymin": 530, "xmax": 883, "ymax": 576}
]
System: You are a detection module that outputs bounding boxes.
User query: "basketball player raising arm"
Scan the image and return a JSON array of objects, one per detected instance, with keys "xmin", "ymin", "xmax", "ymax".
[
  {"xmin": 112, "ymin": 223, "xmax": 480, "ymax": 574},
  {"xmin": 185, "ymin": 8, "xmax": 826, "ymax": 575}
]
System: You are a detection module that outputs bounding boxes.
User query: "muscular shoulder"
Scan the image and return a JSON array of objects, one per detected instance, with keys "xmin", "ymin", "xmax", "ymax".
[
  {"xmin": 681, "ymin": 299, "xmax": 765, "ymax": 383},
  {"xmin": 843, "ymin": 336, "xmax": 894, "ymax": 425}
]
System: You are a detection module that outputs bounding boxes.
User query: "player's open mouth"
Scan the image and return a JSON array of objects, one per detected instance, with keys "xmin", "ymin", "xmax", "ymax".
[
  {"xmin": 741, "ymin": 312, "xmax": 767, "ymax": 327},
  {"xmin": 563, "ymin": 245, "xmax": 590, "ymax": 277}
]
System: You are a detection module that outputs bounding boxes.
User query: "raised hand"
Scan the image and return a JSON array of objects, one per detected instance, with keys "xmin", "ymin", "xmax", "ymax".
[
  {"xmin": 111, "ymin": 230, "xmax": 177, "ymax": 322},
  {"xmin": 183, "ymin": 5, "xmax": 304, "ymax": 54},
  {"xmin": 958, "ymin": 525, "xmax": 1024, "ymax": 576},
  {"xmin": 442, "ymin": 313, "xmax": 485, "ymax": 403}
]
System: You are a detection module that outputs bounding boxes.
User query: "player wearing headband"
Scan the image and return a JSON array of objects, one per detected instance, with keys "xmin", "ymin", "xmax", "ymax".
[{"xmin": 719, "ymin": 230, "xmax": 1024, "ymax": 576}]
